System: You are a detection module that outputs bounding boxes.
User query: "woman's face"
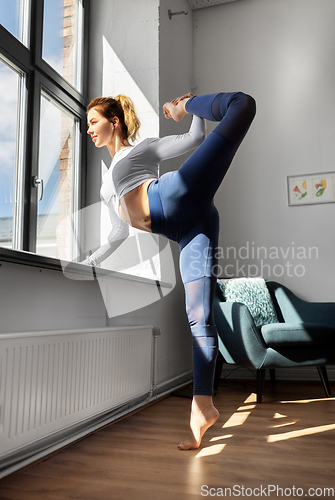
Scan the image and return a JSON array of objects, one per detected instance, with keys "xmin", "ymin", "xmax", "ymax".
[{"xmin": 87, "ymin": 108, "xmax": 114, "ymax": 148}]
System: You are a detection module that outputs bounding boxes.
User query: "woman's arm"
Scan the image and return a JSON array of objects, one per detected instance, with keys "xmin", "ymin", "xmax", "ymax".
[
  {"xmin": 82, "ymin": 202, "xmax": 129, "ymax": 267},
  {"xmin": 152, "ymin": 114, "xmax": 206, "ymax": 162}
]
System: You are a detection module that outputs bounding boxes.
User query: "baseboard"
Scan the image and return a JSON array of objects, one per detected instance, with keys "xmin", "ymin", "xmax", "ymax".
[
  {"xmin": 153, "ymin": 371, "xmax": 193, "ymax": 397},
  {"xmin": 220, "ymin": 365, "xmax": 335, "ymax": 382}
]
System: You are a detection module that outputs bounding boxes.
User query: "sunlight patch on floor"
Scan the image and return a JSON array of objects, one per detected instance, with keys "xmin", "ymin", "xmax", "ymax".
[
  {"xmin": 271, "ymin": 412, "xmax": 297, "ymax": 428},
  {"xmin": 238, "ymin": 404, "xmax": 256, "ymax": 411},
  {"xmin": 270, "ymin": 421, "xmax": 297, "ymax": 429},
  {"xmin": 267, "ymin": 423, "xmax": 335, "ymax": 442},
  {"xmin": 244, "ymin": 393, "xmax": 257, "ymax": 403},
  {"xmin": 220, "ymin": 393, "xmax": 256, "ymax": 429},
  {"xmin": 196, "ymin": 444, "xmax": 226, "ymax": 458},
  {"xmin": 210, "ymin": 434, "xmax": 233, "ymax": 442},
  {"xmin": 280, "ymin": 397, "xmax": 335, "ymax": 404},
  {"xmin": 222, "ymin": 411, "xmax": 251, "ymax": 428}
]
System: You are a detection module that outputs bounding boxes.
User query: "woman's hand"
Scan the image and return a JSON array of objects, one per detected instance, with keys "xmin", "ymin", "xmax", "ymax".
[
  {"xmin": 171, "ymin": 93, "xmax": 194, "ymax": 106},
  {"xmin": 163, "ymin": 93, "xmax": 194, "ymax": 121},
  {"xmin": 163, "ymin": 103, "xmax": 173, "ymax": 119}
]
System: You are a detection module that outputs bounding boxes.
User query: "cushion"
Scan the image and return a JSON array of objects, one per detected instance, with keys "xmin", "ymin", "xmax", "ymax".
[
  {"xmin": 261, "ymin": 322, "xmax": 335, "ymax": 346},
  {"xmin": 217, "ymin": 277, "xmax": 279, "ymax": 328}
]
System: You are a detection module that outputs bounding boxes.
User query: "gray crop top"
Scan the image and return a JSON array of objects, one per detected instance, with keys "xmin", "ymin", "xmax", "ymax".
[{"xmin": 84, "ymin": 114, "xmax": 205, "ymax": 267}]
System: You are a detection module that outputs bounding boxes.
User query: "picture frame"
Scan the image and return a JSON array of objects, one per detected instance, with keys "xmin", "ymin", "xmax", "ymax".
[{"xmin": 287, "ymin": 171, "xmax": 335, "ymax": 206}]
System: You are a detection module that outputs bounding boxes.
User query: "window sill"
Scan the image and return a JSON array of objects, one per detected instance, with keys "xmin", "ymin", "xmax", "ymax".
[{"xmin": 0, "ymin": 248, "xmax": 173, "ymax": 289}]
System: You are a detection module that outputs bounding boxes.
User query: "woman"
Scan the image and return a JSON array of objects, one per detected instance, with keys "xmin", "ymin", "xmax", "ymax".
[{"xmin": 86, "ymin": 91, "xmax": 256, "ymax": 449}]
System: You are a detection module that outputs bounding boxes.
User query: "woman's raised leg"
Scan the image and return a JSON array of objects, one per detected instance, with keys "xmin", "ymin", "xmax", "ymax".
[
  {"xmin": 186, "ymin": 92, "xmax": 256, "ymax": 144},
  {"xmin": 177, "ymin": 92, "xmax": 256, "ymax": 205}
]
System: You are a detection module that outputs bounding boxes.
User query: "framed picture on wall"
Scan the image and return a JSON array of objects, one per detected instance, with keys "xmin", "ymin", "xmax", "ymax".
[{"xmin": 287, "ymin": 172, "xmax": 335, "ymax": 206}]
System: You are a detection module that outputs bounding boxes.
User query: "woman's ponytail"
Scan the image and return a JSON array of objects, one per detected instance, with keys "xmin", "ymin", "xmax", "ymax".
[{"xmin": 114, "ymin": 95, "xmax": 141, "ymax": 143}]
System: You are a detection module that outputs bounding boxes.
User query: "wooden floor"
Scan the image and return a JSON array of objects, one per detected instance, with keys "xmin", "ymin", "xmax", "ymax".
[{"xmin": 1, "ymin": 379, "xmax": 335, "ymax": 500}]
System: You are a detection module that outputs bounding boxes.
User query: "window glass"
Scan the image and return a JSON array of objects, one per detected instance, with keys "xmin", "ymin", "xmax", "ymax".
[
  {"xmin": 36, "ymin": 93, "xmax": 79, "ymax": 260},
  {"xmin": 0, "ymin": 57, "xmax": 25, "ymax": 249},
  {"xmin": 0, "ymin": 0, "xmax": 85, "ymax": 261},
  {"xmin": 42, "ymin": 0, "xmax": 83, "ymax": 91},
  {"xmin": 0, "ymin": 0, "xmax": 30, "ymax": 46}
]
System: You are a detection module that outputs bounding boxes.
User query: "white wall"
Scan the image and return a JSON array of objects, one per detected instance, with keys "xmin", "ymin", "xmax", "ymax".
[
  {"xmin": 192, "ymin": 0, "xmax": 335, "ymax": 301},
  {"xmin": 0, "ymin": 261, "xmax": 107, "ymax": 333}
]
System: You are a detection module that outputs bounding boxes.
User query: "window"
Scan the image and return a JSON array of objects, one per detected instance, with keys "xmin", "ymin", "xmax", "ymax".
[
  {"xmin": 36, "ymin": 93, "xmax": 80, "ymax": 259},
  {"xmin": 42, "ymin": 0, "xmax": 83, "ymax": 91},
  {"xmin": 0, "ymin": 0, "xmax": 30, "ymax": 46},
  {"xmin": 0, "ymin": 0, "xmax": 87, "ymax": 262},
  {"xmin": 0, "ymin": 55, "xmax": 26, "ymax": 249}
]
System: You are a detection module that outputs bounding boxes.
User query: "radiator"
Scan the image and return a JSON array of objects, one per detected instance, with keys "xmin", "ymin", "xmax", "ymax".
[{"xmin": 0, "ymin": 326, "xmax": 155, "ymax": 470}]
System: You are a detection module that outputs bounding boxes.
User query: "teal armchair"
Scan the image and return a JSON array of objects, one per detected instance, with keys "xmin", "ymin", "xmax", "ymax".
[{"xmin": 213, "ymin": 279, "xmax": 335, "ymax": 402}]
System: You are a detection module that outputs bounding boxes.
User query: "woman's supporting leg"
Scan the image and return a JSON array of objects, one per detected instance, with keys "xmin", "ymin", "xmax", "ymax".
[
  {"xmin": 177, "ymin": 207, "xmax": 221, "ymax": 450},
  {"xmin": 184, "ymin": 276, "xmax": 219, "ymax": 396},
  {"xmin": 178, "ymin": 276, "xmax": 220, "ymax": 450},
  {"xmin": 178, "ymin": 395, "xmax": 219, "ymax": 451}
]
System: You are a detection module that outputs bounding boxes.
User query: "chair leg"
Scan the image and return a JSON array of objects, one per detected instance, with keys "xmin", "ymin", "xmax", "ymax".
[
  {"xmin": 317, "ymin": 366, "xmax": 331, "ymax": 397},
  {"xmin": 269, "ymin": 368, "xmax": 276, "ymax": 387},
  {"xmin": 214, "ymin": 351, "xmax": 224, "ymax": 391},
  {"xmin": 256, "ymin": 369, "xmax": 266, "ymax": 403}
]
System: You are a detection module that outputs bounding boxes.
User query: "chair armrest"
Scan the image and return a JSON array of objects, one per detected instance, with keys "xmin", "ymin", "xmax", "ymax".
[
  {"xmin": 261, "ymin": 322, "xmax": 335, "ymax": 347},
  {"xmin": 213, "ymin": 298, "xmax": 267, "ymax": 369},
  {"xmin": 270, "ymin": 283, "xmax": 335, "ymax": 328}
]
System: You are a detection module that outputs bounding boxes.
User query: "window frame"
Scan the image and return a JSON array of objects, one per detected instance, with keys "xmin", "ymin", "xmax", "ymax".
[{"xmin": 0, "ymin": 0, "xmax": 89, "ymax": 262}]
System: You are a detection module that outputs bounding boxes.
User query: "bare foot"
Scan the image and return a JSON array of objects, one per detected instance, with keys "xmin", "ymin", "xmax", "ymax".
[
  {"xmin": 163, "ymin": 98, "xmax": 190, "ymax": 122},
  {"xmin": 178, "ymin": 396, "xmax": 219, "ymax": 450}
]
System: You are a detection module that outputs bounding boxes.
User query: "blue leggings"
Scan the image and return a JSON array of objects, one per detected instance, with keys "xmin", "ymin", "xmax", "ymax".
[{"xmin": 148, "ymin": 92, "xmax": 256, "ymax": 395}]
